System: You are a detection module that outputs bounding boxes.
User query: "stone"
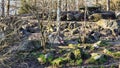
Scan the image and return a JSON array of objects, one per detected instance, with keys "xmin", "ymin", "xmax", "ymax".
[
  {"xmin": 28, "ymin": 33, "xmax": 42, "ymax": 40},
  {"xmin": 37, "ymin": 54, "xmax": 46, "ymax": 64},
  {"xmin": 67, "ymin": 13, "xmax": 75, "ymax": 21},
  {"xmin": 101, "ymin": 12, "xmax": 116, "ymax": 19},
  {"xmin": 117, "ymin": 14, "xmax": 120, "ymax": 20},
  {"xmin": 67, "ymin": 40, "xmax": 79, "ymax": 45},
  {"xmin": 27, "ymin": 26, "xmax": 40, "ymax": 33},
  {"xmin": 17, "ymin": 40, "xmax": 41, "ymax": 52},
  {"xmin": 73, "ymin": 49, "xmax": 81, "ymax": 59},
  {"xmin": 48, "ymin": 33, "xmax": 64, "ymax": 45},
  {"xmin": 74, "ymin": 13, "xmax": 84, "ymax": 21},
  {"xmin": 93, "ymin": 41, "xmax": 101, "ymax": 49},
  {"xmin": 96, "ymin": 19, "xmax": 119, "ymax": 30},
  {"xmin": 88, "ymin": 13, "xmax": 102, "ymax": 22},
  {"xmin": 91, "ymin": 53, "xmax": 103, "ymax": 60},
  {"xmin": 100, "ymin": 29, "xmax": 112, "ymax": 36},
  {"xmin": 51, "ymin": 57, "xmax": 67, "ymax": 66},
  {"xmin": 45, "ymin": 52, "xmax": 54, "ymax": 62},
  {"xmin": 86, "ymin": 31, "xmax": 101, "ymax": 43},
  {"xmin": 61, "ymin": 12, "xmax": 67, "ymax": 21}
]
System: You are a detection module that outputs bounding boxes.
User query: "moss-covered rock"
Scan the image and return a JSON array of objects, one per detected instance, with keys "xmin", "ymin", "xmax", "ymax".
[
  {"xmin": 86, "ymin": 53, "xmax": 107, "ymax": 64},
  {"xmin": 68, "ymin": 44, "xmax": 76, "ymax": 49},
  {"xmin": 73, "ymin": 49, "xmax": 81, "ymax": 59},
  {"xmin": 103, "ymin": 49, "xmax": 120, "ymax": 58},
  {"xmin": 89, "ymin": 13, "xmax": 102, "ymax": 22},
  {"xmin": 76, "ymin": 59, "xmax": 83, "ymax": 65},
  {"xmin": 98, "ymin": 40, "xmax": 109, "ymax": 46},
  {"xmin": 68, "ymin": 44, "xmax": 80, "ymax": 49},
  {"xmin": 37, "ymin": 53, "xmax": 54, "ymax": 64},
  {"xmin": 51, "ymin": 57, "xmax": 68, "ymax": 66},
  {"xmin": 37, "ymin": 54, "xmax": 46, "ymax": 64}
]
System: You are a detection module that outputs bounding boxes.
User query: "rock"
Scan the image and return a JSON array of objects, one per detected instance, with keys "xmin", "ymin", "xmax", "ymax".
[
  {"xmin": 116, "ymin": 11, "xmax": 120, "ymax": 19},
  {"xmin": 88, "ymin": 13, "xmax": 102, "ymax": 22},
  {"xmin": 45, "ymin": 52, "xmax": 54, "ymax": 62},
  {"xmin": 37, "ymin": 54, "xmax": 46, "ymax": 64},
  {"xmin": 91, "ymin": 53, "xmax": 103, "ymax": 60},
  {"xmin": 100, "ymin": 29, "xmax": 112, "ymax": 36},
  {"xmin": 28, "ymin": 33, "xmax": 42, "ymax": 40},
  {"xmin": 61, "ymin": 12, "xmax": 67, "ymax": 21},
  {"xmin": 48, "ymin": 33, "xmax": 64, "ymax": 45},
  {"xmin": 67, "ymin": 13, "xmax": 75, "ymax": 21},
  {"xmin": 68, "ymin": 44, "xmax": 76, "ymax": 49},
  {"xmin": 96, "ymin": 19, "xmax": 120, "ymax": 36},
  {"xmin": 101, "ymin": 12, "xmax": 116, "ymax": 19},
  {"xmin": 86, "ymin": 53, "xmax": 107, "ymax": 64},
  {"xmin": 76, "ymin": 59, "xmax": 83, "ymax": 65},
  {"xmin": 51, "ymin": 57, "xmax": 67, "ymax": 66},
  {"xmin": 27, "ymin": 26, "xmax": 40, "ymax": 33},
  {"xmin": 93, "ymin": 41, "xmax": 101, "ymax": 49},
  {"xmin": 73, "ymin": 49, "xmax": 81, "ymax": 59},
  {"xmin": 63, "ymin": 29, "xmax": 70, "ymax": 32},
  {"xmin": 96, "ymin": 19, "xmax": 119, "ymax": 35},
  {"xmin": 117, "ymin": 14, "xmax": 120, "ymax": 20},
  {"xmin": 74, "ymin": 13, "xmax": 84, "ymax": 21},
  {"xmin": 17, "ymin": 40, "xmax": 41, "ymax": 52},
  {"xmin": 103, "ymin": 49, "xmax": 120, "ymax": 58},
  {"xmin": 67, "ymin": 40, "xmax": 79, "ymax": 45},
  {"xmin": 86, "ymin": 31, "xmax": 101, "ymax": 43}
]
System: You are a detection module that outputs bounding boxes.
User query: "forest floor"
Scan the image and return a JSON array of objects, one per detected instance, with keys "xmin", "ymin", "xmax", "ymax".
[{"xmin": 0, "ymin": 15, "xmax": 120, "ymax": 68}]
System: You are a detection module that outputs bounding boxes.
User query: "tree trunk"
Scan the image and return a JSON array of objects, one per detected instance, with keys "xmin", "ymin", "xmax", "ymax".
[
  {"xmin": 106, "ymin": 0, "xmax": 110, "ymax": 11},
  {"xmin": 33, "ymin": 0, "xmax": 37, "ymax": 6},
  {"xmin": 57, "ymin": 0, "xmax": 61, "ymax": 34},
  {"xmin": 57, "ymin": 0, "xmax": 61, "ymax": 21},
  {"xmin": 7, "ymin": 0, "xmax": 10, "ymax": 16},
  {"xmin": 96, "ymin": 0, "xmax": 98, "ymax": 4},
  {"xmin": 75, "ymin": 0, "xmax": 79, "ymax": 11},
  {"xmin": 1, "ymin": 0, "xmax": 5, "ymax": 17}
]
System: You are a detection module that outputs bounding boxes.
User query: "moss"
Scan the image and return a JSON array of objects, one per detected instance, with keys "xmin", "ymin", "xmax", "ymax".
[
  {"xmin": 68, "ymin": 44, "xmax": 76, "ymax": 49},
  {"xmin": 112, "ymin": 52, "xmax": 120, "ymax": 58},
  {"xmin": 51, "ymin": 57, "xmax": 68, "ymax": 66},
  {"xmin": 86, "ymin": 57, "xmax": 96, "ymax": 64},
  {"xmin": 68, "ymin": 44, "xmax": 81, "ymax": 49},
  {"xmin": 99, "ymin": 40, "xmax": 109, "ymax": 47},
  {"xmin": 103, "ymin": 49, "xmax": 120, "ymax": 58},
  {"xmin": 73, "ymin": 49, "xmax": 81, "ymax": 59},
  {"xmin": 103, "ymin": 49, "xmax": 113, "ymax": 55},
  {"xmin": 86, "ymin": 53, "xmax": 107, "ymax": 64},
  {"xmin": 76, "ymin": 59, "xmax": 83, "ymax": 65},
  {"xmin": 37, "ymin": 54, "xmax": 46, "ymax": 64},
  {"xmin": 86, "ymin": 57, "xmax": 107, "ymax": 64}
]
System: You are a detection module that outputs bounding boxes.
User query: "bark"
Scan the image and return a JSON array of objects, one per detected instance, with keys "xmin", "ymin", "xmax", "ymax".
[
  {"xmin": 57, "ymin": 0, "xmax": 61, "ymax": 21},
  {"xmin": 107, "ymin": 0, "xmax": 110, "ymax": 11},
  {"xmin": 1, "ymin": 0, "xmax": 5, "ymax": 17},
  {"xmin": 6, "ymin": 0, "xmax": 10, "ymax": 16},
  {"xmin": 75, "ymin": 0, "xmax": 79, "ymax": 11},
  {"xmin": 57, "ymin": 0, "xmax": 61, "ymax": 34}
]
